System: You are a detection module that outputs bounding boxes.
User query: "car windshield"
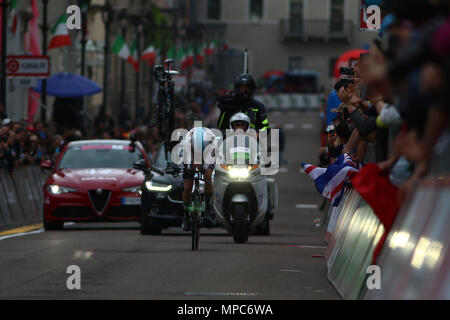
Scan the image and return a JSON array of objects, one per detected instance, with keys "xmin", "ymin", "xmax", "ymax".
[{"xmin": 58, "ymin": 144, "xmax": 144, "ymax": 169}]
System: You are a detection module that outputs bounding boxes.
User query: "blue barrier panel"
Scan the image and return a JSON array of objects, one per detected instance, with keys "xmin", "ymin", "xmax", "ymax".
[{"xmin": 363, "ymin": 177, "xmax": 450, "ymax": 299}]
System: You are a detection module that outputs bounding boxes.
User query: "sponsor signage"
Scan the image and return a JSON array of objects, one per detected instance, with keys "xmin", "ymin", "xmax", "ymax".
[{"xmin": 6, "ymin": 55, "xmax": 50, "ymax": 77}]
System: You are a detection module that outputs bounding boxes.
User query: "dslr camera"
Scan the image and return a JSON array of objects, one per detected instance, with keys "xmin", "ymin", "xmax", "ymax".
[{"xmin": 339, "ymin": 67, "xmax": 355, "ymax": 76}]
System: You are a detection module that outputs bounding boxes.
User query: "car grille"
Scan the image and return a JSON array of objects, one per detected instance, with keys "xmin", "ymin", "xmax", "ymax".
[
  {"xmin": 52, "ymin": 206, "xmax": 93, "ymax": 218},
  {"xmin": 88, "ymin": 189, "xmax": 111, "ymax": 213}
]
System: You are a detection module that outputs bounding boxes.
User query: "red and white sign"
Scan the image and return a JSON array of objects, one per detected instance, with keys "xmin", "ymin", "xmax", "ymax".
[
  {"xmin": 359, "ymin": 0, "xmax": 385, "ymax": 31},
  {"xmin": 6, "ymin": 55, "xmax": 50, "ymax": 77}
]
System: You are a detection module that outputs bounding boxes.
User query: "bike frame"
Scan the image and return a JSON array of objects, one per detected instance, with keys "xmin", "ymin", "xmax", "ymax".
[{"xmin": 191, "ymin": 167, "xmax": 205, "ymax": 251}]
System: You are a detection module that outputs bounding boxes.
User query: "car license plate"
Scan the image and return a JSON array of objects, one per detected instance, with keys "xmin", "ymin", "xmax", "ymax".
[{"xmin": 121, "ymin": 197, "xmax": 141, "ymax": 205}]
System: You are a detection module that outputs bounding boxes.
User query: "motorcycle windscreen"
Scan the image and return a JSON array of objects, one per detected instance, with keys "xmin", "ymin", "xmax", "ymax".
[{"xmin": 217, "ymin": 134, "xmax": 259, "ymax": 166}]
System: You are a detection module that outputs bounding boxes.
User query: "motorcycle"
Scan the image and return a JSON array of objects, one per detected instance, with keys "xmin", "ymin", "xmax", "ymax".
[{"xmin": 213, "ymin": 141, "xmax": 278, "ymax": 243}]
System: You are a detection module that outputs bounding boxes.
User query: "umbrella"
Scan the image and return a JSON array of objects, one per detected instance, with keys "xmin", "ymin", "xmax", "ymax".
[
  {"xmin": 33, "ymin": 72, "xmax": 102, "ymax": 98},
  {"xmin": 332, "ymin": 49, "xmax": 369, "ymax": 83}
]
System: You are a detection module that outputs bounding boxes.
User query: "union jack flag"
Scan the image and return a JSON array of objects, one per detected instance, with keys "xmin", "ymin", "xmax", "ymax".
[{"xmin": 302, "ymin": 154, "xmax": 362, "ymax": 207}]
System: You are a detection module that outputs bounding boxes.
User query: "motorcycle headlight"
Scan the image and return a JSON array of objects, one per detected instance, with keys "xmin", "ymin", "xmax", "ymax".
[
  {"xmin": 122, "ymin": 185, "xmax": 141, "ymax": 193},
  {"xmin": 47, "ymin": 185, "xmax": 78, "ymax": 195},
  {"xmin": 229, "ymin": 167, "xmax": 250, "ymax": 179},
  {"xmin": 145, "ymin": 181, "xmax": 172, "ymax": 192},
  {"xmin": 222, "ymin": 164, "xmax": 259, "ymax": 179}
]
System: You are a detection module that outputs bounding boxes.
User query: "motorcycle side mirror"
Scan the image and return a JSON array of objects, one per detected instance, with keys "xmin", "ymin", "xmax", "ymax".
[
  {"xmin": 130, "ymin": 133, "xmax": 138, "ymax": 143},
  {"xmin": 40, "ymin": 160, "xmax": 53, "ymax": 170}
]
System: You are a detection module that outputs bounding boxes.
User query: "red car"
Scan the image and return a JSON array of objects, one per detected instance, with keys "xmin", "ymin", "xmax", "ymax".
[{"xmin": 41, "ymin": 140, "xmax": 151, "ymax": 230}]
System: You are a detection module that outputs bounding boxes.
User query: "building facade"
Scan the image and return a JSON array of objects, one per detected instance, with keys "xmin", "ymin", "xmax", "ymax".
[{"xmin": 196, "ymin": 0, "xmax": 377, "ymax": 90}]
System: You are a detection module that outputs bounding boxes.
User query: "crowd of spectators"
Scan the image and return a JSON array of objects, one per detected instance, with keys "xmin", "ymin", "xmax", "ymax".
[
  {"xmin": 0, "ymin": 81, "xmax": 221, "ymax": 175},
  {"xmin": 319, "ymin": 0, "xmax": 450, "ymax": 205}
]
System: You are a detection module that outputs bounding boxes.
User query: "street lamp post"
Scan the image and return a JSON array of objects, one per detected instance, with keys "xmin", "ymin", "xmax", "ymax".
[
  {"xmin": 92, "ymin": 0, "xmax": 113, "ymax": 124},
  {"xmin": 132, "ymin": 16, "xmax": 143, "ymax": 123},
  {"xmin": 1, "ymin": 0, "xmax": 9, "ymax": 112},
  {"xmin": 79, "ymin": 0, "xmax": 91, "ymax": 77},
  {"xmin": 118, "ymin": 8, "xmax": 127, "ymax": 126},
  {"xmin": 40, "ymin": 0, "xmax": 49, "ymax": 122}
]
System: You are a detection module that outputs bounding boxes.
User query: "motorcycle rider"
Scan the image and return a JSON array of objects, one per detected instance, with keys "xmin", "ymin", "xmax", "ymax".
[
  {"xmin": 217, "ymin": 74, "xmax": 271, "ymax": 133},
  {"xmin": 230, "ymin": 112, "xmax": 251, "ymax": 132},
  {"xmin": 230, "ymin": 112, "xmax": 274, "ymax": 221},
  {"xmin": 181, "ymin": 126, "xmax": 218, "ymax": 231}
]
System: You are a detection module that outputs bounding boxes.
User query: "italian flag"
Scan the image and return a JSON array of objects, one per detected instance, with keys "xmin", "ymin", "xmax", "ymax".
[
  {"xmin": 129, "ymin": 39, "xmax": 140, "ymax": 72},
  {"xmin": 141, "ymin": 45, "xmax": 156, "ymax": 61},
  {"xmin": 166, "ymin": 46, "xmax": 175, "ymax": 60},
  {"xmin": 111, "ymin": 34, "xmax": 138, "ymax": 72},
  {"xmin": 178, "ymin": 47, "xmax": 188, "ymax": 70},
  {"xmin": 48, "ymin": 13, "xmax": 72, "ymax": 50},
  {"xmin": 186, "ymin": 45, "xmax": 194, "ymax": 68},
  {"xmin": 196, "ymin": 43, "xmax": 206, "ymax": 64},
  {"xmin": 10, "ymin": 0, "xmax": 18, "ymax": 35},
  {"xmin": 206, "ymin": 39, "xmax": 219, "ymax": 55}
]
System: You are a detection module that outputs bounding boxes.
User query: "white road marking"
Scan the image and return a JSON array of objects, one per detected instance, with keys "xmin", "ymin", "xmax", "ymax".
[
  {"xmin": 284, "ymin": 124, "xmax": 296, "ymax": 130},
  {"xmin": 184, "ymin": 292, "xmax": 258, "ymax": 296},
  {"xmin": 280, "ymin": 269, "xmax": 303, "ymax": 273},
  {"xmin": 292, "ymin": 245, "xmax": 327, "ymax": 249},
  {"xmin": 296, "ymin": 204, "xmax": 319, "ymax": 209},
  {"xmin": 301, "ymin": 124, "xmax": 314, "ymax": 130},
  {"xmin": 278, "ymin": 168, "xmax": 288, "ymax": 173},
  {"xmin": 0, "ymin": 229, "xmax": 44, "ymax": 241}
]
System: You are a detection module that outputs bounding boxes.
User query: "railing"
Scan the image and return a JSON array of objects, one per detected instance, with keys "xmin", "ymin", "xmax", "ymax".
[
  {"xmin": 324, "ymin": 176, "xmax": 450, "ymax": 299},
  {"xmin": 0, "ymin": 167, "xmax": 47, "ymax": 231},
  {"xmin": 280, "ymin": 19, "xmax": 354, "ymax": 43}
]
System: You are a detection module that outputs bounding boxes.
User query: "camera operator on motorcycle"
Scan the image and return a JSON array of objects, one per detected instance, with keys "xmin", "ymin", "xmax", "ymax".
[
  {"xmin": 181, "ymin": 126, "xmax": 219, "ymax": 231},
  {"xmin": 217, "ymin": 74, "xmax": 271, "ymax": 134}
]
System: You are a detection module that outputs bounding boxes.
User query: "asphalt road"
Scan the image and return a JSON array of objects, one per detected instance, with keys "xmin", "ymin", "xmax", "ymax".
[{"xmin": 0, "ymin": 110, "xmax": 340, "ymax": 300}]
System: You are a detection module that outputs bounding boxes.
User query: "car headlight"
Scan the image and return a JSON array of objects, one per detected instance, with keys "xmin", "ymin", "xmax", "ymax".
[
  {"xmin": 47, "ymin": 185, "xmax": 78, "ymax": 195},
  {"xmin": 122, "ymin": 185, "xmax": 141, "ymax": 193},
  {"xmin": 145, "ymin": 181, "xmax": 172, "ymax": 192}
]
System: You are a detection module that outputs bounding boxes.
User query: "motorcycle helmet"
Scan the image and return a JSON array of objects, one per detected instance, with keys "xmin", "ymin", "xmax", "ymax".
[
  {"xmin": 230, "ymin": 112, "xmax": 250, "ymax": 131},
  {"xmin": 234, "ymin": 74, "xmax": 256, "ymax": 98}
]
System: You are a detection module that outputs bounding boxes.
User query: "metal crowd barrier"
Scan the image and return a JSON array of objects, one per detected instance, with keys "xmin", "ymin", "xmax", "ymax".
[
  {"xmin": 325, "ymin": 176, "xmax": 450, "ymax": 300},
  {"xmin": 0, "ymin": 166, "xmax": 47, "ymax": 231},
  {"xmin": 254, "ymin": 93, "xmax": 321, "ymax": 111},
  {"xmin": 363, "ymin": 177, "xmax": 450, "ymax": 299},
  {"xmin": 325, "ymin": 187, "xmax": 384, "ymax": 299}
]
